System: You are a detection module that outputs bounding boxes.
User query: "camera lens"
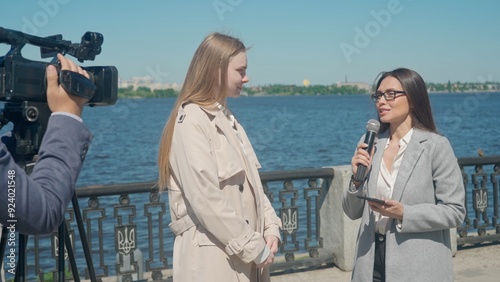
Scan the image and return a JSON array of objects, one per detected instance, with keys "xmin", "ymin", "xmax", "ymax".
[{"xmin": 82, "ymin": 32, "xmax": 103, "ymax": 47}]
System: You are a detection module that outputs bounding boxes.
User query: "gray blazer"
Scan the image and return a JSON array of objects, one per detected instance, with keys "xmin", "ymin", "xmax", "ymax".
[
  {"xmin": 343, "ymin": 128, "xmax": 465, "ymax": 282},
  {"xmin": 0, "ymin": 115, "xmax": 92, "ymax": 235}
]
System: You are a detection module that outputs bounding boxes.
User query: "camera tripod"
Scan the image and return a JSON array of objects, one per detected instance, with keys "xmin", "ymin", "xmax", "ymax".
[{"xmin": 0, "ymin": 102, "xmax": 97, "ymax": 281}]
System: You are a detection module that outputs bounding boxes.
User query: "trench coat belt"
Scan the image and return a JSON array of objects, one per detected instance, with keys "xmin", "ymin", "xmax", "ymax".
[{"xmin": 169, "ymin": 214, "xmax": 198, "ymax": 236}]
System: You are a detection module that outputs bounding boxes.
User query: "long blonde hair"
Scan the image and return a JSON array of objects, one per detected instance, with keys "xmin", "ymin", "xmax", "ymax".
[{"xmin": 157, "ymin": 32, "xmax": 247, "ymax": 190}]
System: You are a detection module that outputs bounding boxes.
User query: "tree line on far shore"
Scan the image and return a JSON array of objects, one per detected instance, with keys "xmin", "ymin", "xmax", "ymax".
[
  {"xmin": 118, "ymin": 81, "xmax": 499, "ymax": 99},
  {"xmin": 119, "ymin": 86, "xmax": 178, "ymax": 98},
  {"xmin": 118, "ymin": 84, "xmax": 367, "ymax": 98}
]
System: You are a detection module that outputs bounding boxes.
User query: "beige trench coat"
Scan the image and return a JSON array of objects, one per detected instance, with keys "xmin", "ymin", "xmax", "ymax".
[{"xmin": 167, "ymin": 103, "xmax": 282, "ymax": 282}]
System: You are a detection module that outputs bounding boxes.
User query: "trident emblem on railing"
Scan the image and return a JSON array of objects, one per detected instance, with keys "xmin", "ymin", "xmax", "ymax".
[
  {"xmin": 281, "ymin": 207, "xmax": 298, "ymax": 235},
  {"xmin": 473, "ymin": 189, "xmax": 488, "ymax": 213},
  {"xmin": 116, "ymin": 225, "xmax": 136, "ymax": 255}
]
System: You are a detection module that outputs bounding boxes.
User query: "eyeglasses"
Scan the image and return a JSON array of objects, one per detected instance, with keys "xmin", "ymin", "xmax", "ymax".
[{"xmin": 371, "ymin": 90, "xmax": 406, "ymax": 102}]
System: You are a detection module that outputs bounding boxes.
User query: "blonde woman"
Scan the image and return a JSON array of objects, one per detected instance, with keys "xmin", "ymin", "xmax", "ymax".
[{"xmin": 158, "ymin": 33, "xmax": 281, "ymax": 282}]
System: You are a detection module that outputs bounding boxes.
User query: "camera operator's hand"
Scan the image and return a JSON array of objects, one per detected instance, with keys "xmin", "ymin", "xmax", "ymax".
[{"xmin": 46, "ymin": 53, "xmax": 90, "ymax": 117}]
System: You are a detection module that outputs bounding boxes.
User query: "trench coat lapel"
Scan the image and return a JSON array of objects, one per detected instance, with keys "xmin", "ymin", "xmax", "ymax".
[
  {"xmin": 207, "ymin": 107, "xmax": 266, "ymax": 233},
  {"xmin": 200, "ymin": 106, "xmax": 261, "ymax": 192},
  {"xmin": 233, "ymin": 121, "xmax": 262, "ymax": 169}
]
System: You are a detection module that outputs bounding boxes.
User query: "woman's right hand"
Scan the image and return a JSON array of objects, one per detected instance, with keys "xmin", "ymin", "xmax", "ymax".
[
  {"xmin": 256, "ymin": 251, "xmax": 275, "ymax": 269},
  {"xmin": 351, "ymin": 143, "xmax": 373, "ymax": 176},
  {"xmin": 46, "ymin": 53, "xmax": 90, "ymax": 117}
]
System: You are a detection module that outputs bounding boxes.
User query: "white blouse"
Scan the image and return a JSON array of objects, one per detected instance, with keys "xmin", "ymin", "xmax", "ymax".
[{"xmin": 375, "ymin": 128, "xmax": 413, "ymax": 234}]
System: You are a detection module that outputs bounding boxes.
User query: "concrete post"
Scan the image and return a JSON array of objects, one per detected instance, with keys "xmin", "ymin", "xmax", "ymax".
[{"xmin": 319, "ymin": 165, "xmax": 359, "ymax": 271}]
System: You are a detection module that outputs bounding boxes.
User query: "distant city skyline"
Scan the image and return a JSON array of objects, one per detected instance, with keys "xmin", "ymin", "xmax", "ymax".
[{"xmin": 1, "ymin": 1, "xmax": 500, "ymax": 86}]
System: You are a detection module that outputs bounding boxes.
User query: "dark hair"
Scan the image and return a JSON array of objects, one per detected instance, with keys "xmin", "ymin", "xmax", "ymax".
[{"xmin": 374, "ymin": 68, "xmax": 437, "ymax": 133}]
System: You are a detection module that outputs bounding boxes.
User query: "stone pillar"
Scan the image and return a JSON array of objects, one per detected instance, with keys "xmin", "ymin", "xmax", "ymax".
[{"xmin": 319, "ymin": 165, "xmax": 359, "ymax": 272}]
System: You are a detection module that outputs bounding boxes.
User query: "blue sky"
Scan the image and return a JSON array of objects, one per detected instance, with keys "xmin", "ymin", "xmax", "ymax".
[{"xmin": 1, "ymin": 0, "xmax": 499, "ymax": 86}]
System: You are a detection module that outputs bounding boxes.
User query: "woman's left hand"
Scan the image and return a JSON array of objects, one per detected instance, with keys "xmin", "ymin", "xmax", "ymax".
[{"xmin": 368, "ymin": 199, "xmax": 404, "ymax": 220}]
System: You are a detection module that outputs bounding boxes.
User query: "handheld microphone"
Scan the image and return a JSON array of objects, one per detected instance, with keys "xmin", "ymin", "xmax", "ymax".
[{"xmin": 353, "ymin": 119, "xmax": 380, "ymax": 182}]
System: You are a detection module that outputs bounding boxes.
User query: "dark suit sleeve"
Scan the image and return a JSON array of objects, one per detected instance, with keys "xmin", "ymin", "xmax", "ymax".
[{"xmin": 0, "ymin": 115, "xmax": 92, "ymax": 235}]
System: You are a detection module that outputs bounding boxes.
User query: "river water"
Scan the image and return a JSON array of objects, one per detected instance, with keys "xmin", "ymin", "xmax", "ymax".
[
  {"xmin": 76, "ymin": 92, "xmax": 500, "ymax": 186},
  {"xmin": 2, "ymin": 92, "xmax": 499, "ymax": 278}
]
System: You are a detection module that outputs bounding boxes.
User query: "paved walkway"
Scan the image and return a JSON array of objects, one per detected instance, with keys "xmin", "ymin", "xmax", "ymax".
[{"xmin": 271, "ymin": 243, "xmax": 500, "ymax": 282}]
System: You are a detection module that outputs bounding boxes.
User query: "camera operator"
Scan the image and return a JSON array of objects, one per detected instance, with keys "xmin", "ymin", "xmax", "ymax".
[{"xmin": 0, "ymin": 54, "xmax": 93, "ymax": 235}]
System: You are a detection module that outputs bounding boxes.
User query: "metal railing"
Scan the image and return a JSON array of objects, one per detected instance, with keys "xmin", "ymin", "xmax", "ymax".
[
  {"xmin": 2, "ymin": 156, "xmax": 499, "ymax": 281},
  {"xmin": 261, "ymin": 168, "xmax": 335, "ymax": 274},
  {"xmin": 457, "ymin": 156, "xmax": 500, "ymax": 246},
  {"xmin": 2, "ymin": 168, "xmax": 335, "ymax": 281}
]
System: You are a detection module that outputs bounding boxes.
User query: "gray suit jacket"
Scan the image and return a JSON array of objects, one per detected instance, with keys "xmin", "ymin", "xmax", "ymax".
[
  {"xmin": 0, "ymin": 115, "xmax": 92, "ymax": 235},
  {"xmin": 343, "ymin": 128, "xmax": 465, "ymax": 282}
]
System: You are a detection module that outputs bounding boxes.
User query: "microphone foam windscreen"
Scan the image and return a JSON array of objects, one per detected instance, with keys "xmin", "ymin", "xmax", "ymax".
[{"xmin": 366, "ymin": 119, "xmax": 380, "ymax": 132}]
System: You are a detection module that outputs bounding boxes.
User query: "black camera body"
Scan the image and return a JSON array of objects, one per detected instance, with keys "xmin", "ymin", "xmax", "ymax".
[
  {"xmin": 0, "ymin": 27, "xmax": 118, "ymax": 106},
  {"xmin": 0, "ymin": 54, "xmax": 118, "ymax": 106},
  {"xmin": 0, "ymin": 27, "xmax": 118, "ymax": 163}
]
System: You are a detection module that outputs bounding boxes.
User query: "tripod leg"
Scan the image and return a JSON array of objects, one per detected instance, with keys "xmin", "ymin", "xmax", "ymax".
[
  {"xmin": 71, "ymin": 194, "xmax": 97, "ymax": 282},
  {"xmin": 63, "ymin": 221, "xmax": 80, "ymax": 282},
  {"xmin": 14, "ymin": 234, "xmax": 28, "ymax": 282},
  {"xmin": 57, "ymin": 223, "xmax": 65, "ymax": 282},
  {"xmin": 0, "ymin": 226, "xmax": 7, "ymax": 266}
]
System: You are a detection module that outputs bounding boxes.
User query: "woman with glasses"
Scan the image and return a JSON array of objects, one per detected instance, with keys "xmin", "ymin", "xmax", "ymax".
[{"xmin": 343, "ymin": 68, "xmax": 465, "ymax": 282}]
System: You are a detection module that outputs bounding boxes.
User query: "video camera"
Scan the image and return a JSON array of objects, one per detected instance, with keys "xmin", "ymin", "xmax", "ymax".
[
  {"xmin": 0, "ymin": 27, "xmax": 118, "ymax": 165},
  {"xmin": 0, "ymin": 27, "xmax": 118, "ymax": 106}
]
